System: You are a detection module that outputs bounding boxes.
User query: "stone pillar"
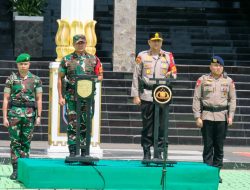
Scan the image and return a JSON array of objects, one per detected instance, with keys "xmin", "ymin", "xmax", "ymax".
[
  {"xmin": 13, "ymin": 16, "xmax": 44, "ymax": 58},
  {"xmin": 113, "ymin": 0, "xmax": 137, "ymax": 72}
]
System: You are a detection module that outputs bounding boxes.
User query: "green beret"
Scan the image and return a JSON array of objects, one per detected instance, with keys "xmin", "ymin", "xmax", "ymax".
[{"xmin": 16, "ymin": 53, "xmax": 31, "ymax": 63}]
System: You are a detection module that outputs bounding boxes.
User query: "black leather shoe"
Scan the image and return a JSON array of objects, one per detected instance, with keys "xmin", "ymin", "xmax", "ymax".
[
  {"xmin": 10, "ymin": 163, "xmax": 17, "ymax": 180},
  {"xmin": 156, "ymin": 152, "xmax": 163, "ymax": 160},
  {"xmin": 219, "ymin": 176, "xmax": 222, "ymax": 183},
  {"xmin": 10, "ymin": 171, "xmax": 17, "ymax": 180},
  {"xmin": 69, "ymin": 145, "xmax": 76, "ymax": 157},
  {"xmin": 143, "ymin": 148, "xmax": 151, "ymax": 160},
  {"xmin": 81, "ymin": 149, "xmax": 86, "ymax": 157}
]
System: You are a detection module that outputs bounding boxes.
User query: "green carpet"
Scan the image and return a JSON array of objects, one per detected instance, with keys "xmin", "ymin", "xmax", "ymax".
[{"xmin": 18, "ymin": 158, "xmax": 219, "ymax": 190}]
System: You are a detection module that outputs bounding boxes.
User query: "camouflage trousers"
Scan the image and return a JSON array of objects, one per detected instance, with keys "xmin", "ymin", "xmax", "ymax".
[
  {"xmin": 8, "ymin": 116, "xmax": 35, "ymax": 164},
  {"xmin": 66, "ymin": 100, "xmax": 87, "ymax": 147}
]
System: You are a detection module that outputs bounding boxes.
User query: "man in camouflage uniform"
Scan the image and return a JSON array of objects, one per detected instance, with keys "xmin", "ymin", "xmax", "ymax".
[
  {"xmin": 58, "ymin": 34, "xmax": 103, "ymax": 157},
  {"xmin": 131, "ymin": 32, "xmax": 177, "ymax": 160},
  {"xmin": 192, "ymin": 56, "xmax": 236, "ymax": 183},
  {"xmin": 2, "ymin": 53, "xmax": 43, "ymax": 180}
]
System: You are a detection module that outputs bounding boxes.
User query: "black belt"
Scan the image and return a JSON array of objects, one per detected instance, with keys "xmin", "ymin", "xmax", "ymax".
[
  {"xmin": 203, "ymin": 106, "xmax": 228, "ymax": 112},
  {"xmin": 10, "ymin": 101, "xmax": 36, "ymax": 108},
  {"xmin": 143, "ymin": 84, "xmax": 153, "ymax": 90}
]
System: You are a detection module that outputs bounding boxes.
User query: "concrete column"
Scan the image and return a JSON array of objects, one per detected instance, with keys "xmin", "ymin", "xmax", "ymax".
[
  {"xmin": 113, "ymin": 0, "xmax": 137, "ymax": 72},
  {"xmin": 61, "ymin": 0, "xmax": 94, "ymax": 22}
]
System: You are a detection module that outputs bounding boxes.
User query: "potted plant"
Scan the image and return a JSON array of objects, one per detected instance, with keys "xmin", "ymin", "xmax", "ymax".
[
  {"xmin": 9, "ymin": 0, "xmax": 47, "ymax": 57},
  {"xmin": 9, "ymin": 0, "xmax": 46, "ymax": 16}
]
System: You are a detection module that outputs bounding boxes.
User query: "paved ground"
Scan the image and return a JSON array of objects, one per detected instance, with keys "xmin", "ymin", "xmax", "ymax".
[{"xmin": 0, "ymin": 140, "xmax": 250, "ymax": 189}]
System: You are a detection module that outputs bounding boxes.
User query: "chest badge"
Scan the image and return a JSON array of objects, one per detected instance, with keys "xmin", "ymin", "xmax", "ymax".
[
  {"xmin": 162, "ymin": 63, "xmax": 167, "ymax": 68},
  {"xmin": 146, "ymin": 69, "xmax": 151, "ymax": 74}
]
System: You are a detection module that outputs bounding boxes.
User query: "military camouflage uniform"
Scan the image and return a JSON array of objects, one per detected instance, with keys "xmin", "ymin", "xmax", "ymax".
[
  {"xmin": 4, "ymin": 71, "xmax": 43, "ymax": 164},
  {"xmin": 131, "ymin": 49, "xmax": 177, "ymax": 153},
  {"xmin": 59, "ymin": 52, "xmax": 103, "ymax": 147},
  {"xmin": 192, "ymin": 73, "xmax": 236, "ymax": 168}
]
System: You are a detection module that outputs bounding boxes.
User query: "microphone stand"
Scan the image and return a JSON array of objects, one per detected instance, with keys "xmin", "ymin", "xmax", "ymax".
[{"xmin": 160, "ymin": 103, "xmax": 169, "ymax": 190}]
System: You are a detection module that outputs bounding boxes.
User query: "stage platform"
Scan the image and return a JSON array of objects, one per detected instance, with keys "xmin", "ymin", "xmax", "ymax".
[{"xmin": 18, "ymin": 158, "xmax": 219, "ymax": 190}]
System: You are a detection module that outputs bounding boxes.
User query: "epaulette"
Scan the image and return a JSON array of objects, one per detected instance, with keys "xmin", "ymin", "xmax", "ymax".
[
  {"xmin": 63, "ymin": 53, "xmax": 72, "ymax": 61},
  {"xmin": 85, "ymin": 52, "xmax": 95, "ymax": 58},
  {"xmin": 201, "ymin": 74, "xmax": 209, "ymax": 81},
  {"xmin": 160, "ymin": 50, "xmax": 171, "ymax": 57},
  {"xmin": 139, "ymin": 50, "xmax": 148, "ymax": 55},
  {"xmin": 135, "ymin": 51, "xmax": 147, "ymax": 64},
  {"xmin": 11, "ymin": 72, "xmax": 18, "ymax": 79},
  {"xmin": 135, "ymin": 56, "xmax": 142, "ymax": 64},
  {"xmin": 223, "ymin": 72, "xmax": 228, "ymax": 78}
]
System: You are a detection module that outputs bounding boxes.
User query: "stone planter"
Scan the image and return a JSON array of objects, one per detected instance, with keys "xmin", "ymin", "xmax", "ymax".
[{"xmin": 13, "ymin": 15, "xmax": 44, "ymax": 58}]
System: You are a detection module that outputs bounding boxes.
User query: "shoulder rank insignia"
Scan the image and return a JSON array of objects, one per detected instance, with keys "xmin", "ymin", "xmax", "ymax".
[
  {"xmin": 136, "ymin": 56, "xmax": 142, "ymax": 64},
  {"xmin": 160, "ymin": 52, "xmax": 166, "ymax": 58},
  {"xmin": 196, "ymin": 79, "xmax": 201, "ymax": 88},
  {"xmin": 171, "ymin": 66, "xmax": 177, "ymax": 73}
]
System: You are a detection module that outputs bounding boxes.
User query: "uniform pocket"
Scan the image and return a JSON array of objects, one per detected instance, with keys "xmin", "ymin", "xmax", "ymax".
[
  {"xmin": 8, "ymin": 107, "xmax": 22, "ymax": 117},
  {"xmin": 25, "ymin": 108, "xmax": 36, "ymax": 117},
  {"xmin": 143, "ymin": 64, "xmax": 153, "ymax": 76},
  {"xmin": 160, "ymin": 63, "xmax": 168, "ymax": 76},
  {"xmin": 203, "ymin": 86, "xmax": 213, "ymax": 98},
  {"xmin": 220, "ymin": 86, "xmax": 229, "ymax": 98},
  {"xmin": 12, "ymin": 80, "xmax": 22, "ymax": 92}
]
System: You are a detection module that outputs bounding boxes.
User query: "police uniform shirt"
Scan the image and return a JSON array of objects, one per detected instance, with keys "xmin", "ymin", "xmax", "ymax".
[
  {"xmin": 131, "ymin": 50, "xmax": 177, "ymax": 102},
  {"xmin": 192, "ymin": 74, "xmax": 236, "ymax": 121}
]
